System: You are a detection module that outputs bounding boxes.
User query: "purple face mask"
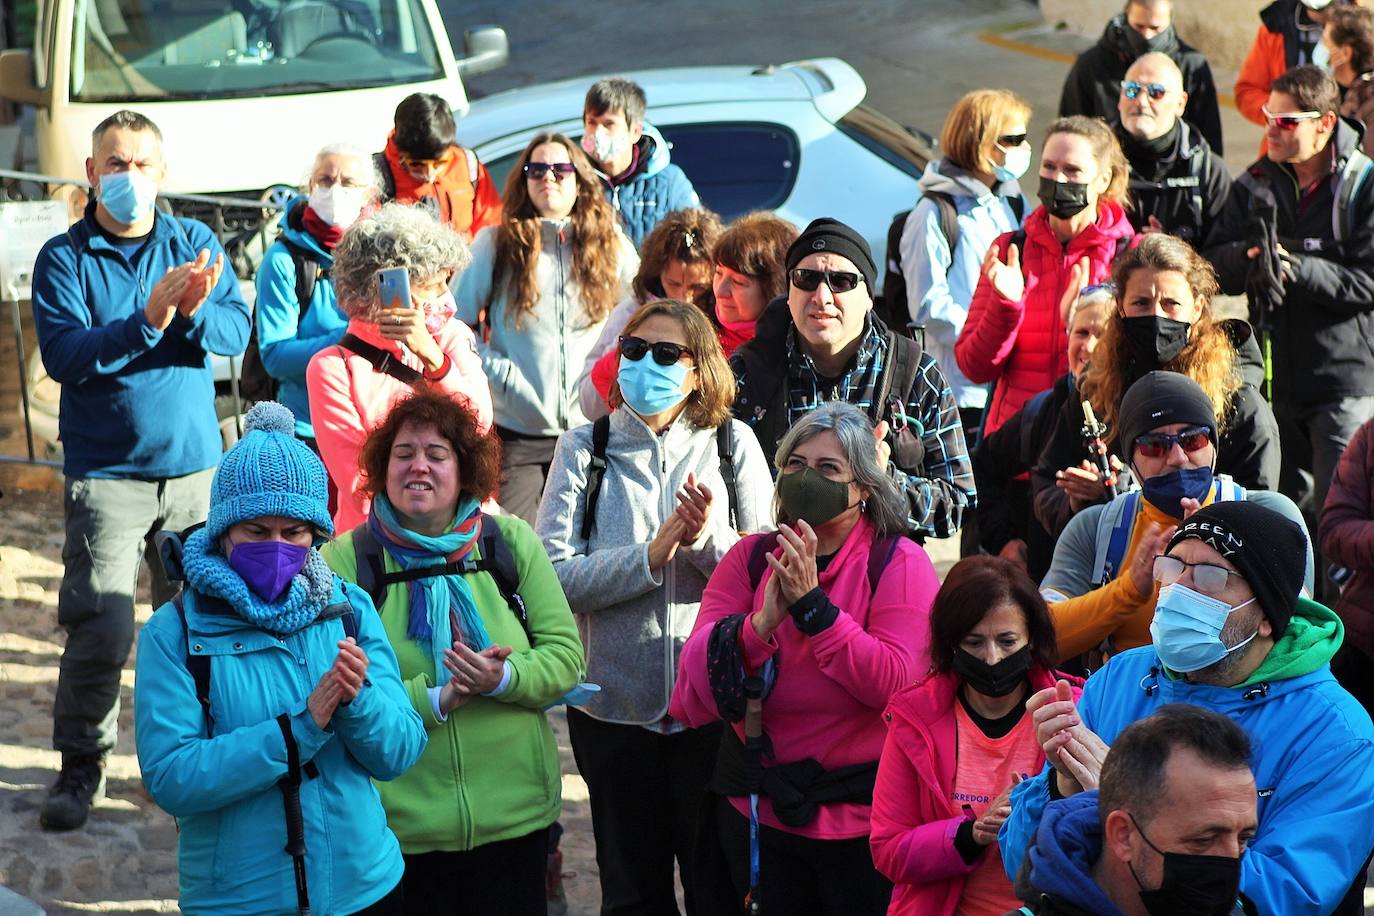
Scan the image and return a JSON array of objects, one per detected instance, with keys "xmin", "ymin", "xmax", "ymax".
[{"xmin": 228, "ymin": 540, "xmax": 308, "ymax": 603}]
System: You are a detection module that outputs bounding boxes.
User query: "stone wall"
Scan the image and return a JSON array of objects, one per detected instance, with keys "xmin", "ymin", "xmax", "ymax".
[{"xmin": 1040, "ymin": 0, "xmax": 1268, "ymax": 72}]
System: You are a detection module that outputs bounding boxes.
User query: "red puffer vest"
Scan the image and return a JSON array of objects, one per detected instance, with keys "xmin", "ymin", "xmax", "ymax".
[{"xmin": 956, "ymin": 201, "xmax": 1134, "ymax": 436}]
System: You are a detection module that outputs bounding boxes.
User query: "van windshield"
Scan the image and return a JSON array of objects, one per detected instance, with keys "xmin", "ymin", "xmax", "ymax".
[{"xmin": 71, "ymin": 0, "xmax": 445, "ymax": 101}]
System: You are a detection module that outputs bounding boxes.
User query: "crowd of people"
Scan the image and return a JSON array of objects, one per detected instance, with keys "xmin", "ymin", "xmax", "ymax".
[{"xmin": 21, "ymin": 0, "xmax": 1374, "ymax": 911}]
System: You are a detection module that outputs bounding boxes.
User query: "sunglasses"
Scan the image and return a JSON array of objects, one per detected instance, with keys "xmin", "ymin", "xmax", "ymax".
[
  {"xmin": 1122, "ymin": 81, "xmax": 1169, "ymax": 101},
  {"xmin": 398, "ymin": 149, "xmax": 456, "ymax": 172},
  {"xmin": 524, "ymin": 162, "xmax": 577, "ymax": 180},
  {"xmin": 1134, "ymin": 426, "xmax": 1212, "ymax": 459},
  {"xmin": 1153, "ymin": 555, "xmax": 1240, "ymax": 595},
  {"xmin": 789, "ymin": 268, "xmax": 864, "ymax": 294},
  {"xmin": 1261, "ymin": 106, "xmax": 1322, "ymax": 130},
  {"xmin": 997, "ymin": 133, "xmax": 1028, "ymax": 148},
  {"xmin": 619, "ymin": 335, "xmax": 694, "ymax": 366}
]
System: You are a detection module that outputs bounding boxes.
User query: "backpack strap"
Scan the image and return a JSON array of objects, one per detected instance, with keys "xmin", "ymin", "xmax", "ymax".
[
  {"xmin": 468, "ymin": 513, "xmax": 532, "ymax": 643},
  {"xmin": 866, "ymin": 534, "xmax": 902, "ymax": 593},
  {"xmin": 925, "ymin": 191, "xmax": 961, "ymax": 261},
  {"xmin": 174, "ymin": 592, "xmax": 214, "ymax": 735},
  {"xmin": 1098, "ymin": 491, "xmax": 1142, "ymax": 588},
  {"xmin": 1333, "ymin": 147, "xmax": 1373, "ymax": 244},
  {"xmin": 874, "ymin": 330, "xmax": 923, "ymax": 431},
  {"xmin": 581, "ymin": 416, "xmax": 612, "ymax": 542},
  {"xmin": 1215, "ymin": 475, "xmax": 1246, "ymax": 503},
  {"xmin": 279, "ymin": 238, "xmax": 324, "ymax": 310},
  {"xmin": 373, "ymin": 150, "xmax": 396, "ymax": 202},
  {"xmin": 1008, "ymin": 194, "xmax": 1026, "ymax": 225},
  {"xmin": 746, "ymin": 533, "xmax": 778, "ymax": 590},
  {"xmin": 352, "ymin": 524, "xmax": 388, "ymax": 611},
  {"xmin": 717, "ymin": 421, "xmax": 740, "ymax": 532},
  {"xmin": 338, "ymin": 333, "xmax": 424, "ymax": 386},
  {"xmin": 464, "ymin": 148, "xmax": 480, "ymax": 192},
  {"xmin": 1018, "ymin": 388, "xmax": 1054, "ymax": 467}
]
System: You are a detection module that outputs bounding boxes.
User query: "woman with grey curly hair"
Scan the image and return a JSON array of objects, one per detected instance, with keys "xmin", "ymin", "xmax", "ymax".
[
  {"xmin": 670, "ymin": 400, "xmax": 941, "ymax": 915},
  {"xmin": 307, "ymin": 202, "xmax": 492, "ymax": 532}
]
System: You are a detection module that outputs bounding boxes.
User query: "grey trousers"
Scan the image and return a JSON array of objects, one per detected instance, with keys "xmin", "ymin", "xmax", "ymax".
[{"xmin": 53, "ymin": 469, "xmax": 214, "ymax": 756}]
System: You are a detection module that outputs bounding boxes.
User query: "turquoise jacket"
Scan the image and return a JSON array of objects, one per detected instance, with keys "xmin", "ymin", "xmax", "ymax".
[
  {"xmin": 134, "ymin": 577, "xmax": 425, "ymax": 915},
  {"xmin": 253, "ymin": 198, "xmax": 348, "ymax": 438}
]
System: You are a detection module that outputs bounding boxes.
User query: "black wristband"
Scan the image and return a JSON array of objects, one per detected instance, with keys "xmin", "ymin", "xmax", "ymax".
[
  {"xmin": 788, "ymin": 587, "xmax": 839, "ymax": 636},
  {"xmin": 954, "ymin": 818, "xmax": 983, "ymax": 864}
]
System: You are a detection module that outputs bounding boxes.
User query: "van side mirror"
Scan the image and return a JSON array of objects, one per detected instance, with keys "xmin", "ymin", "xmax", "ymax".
[
  {"xmin": 0, "ymin": 50, "xmax": 51, "ymax": 108},
  {"xmin": 455, "ymin": 26, "xmax": 508, "ymax": 78}
]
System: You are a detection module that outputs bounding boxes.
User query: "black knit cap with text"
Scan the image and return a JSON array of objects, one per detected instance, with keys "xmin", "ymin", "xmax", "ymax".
[
  {"xmin": 1167, "ymin": 500, "xmax": 1308, "ymax": 638},
  {"xmin": 785, "ymin": 217, "xmax": 878, "ymax": 291}
]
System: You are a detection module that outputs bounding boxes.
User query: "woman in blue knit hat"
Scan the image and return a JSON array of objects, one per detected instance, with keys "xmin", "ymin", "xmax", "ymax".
[{"xmin": 133, "ymin": 402, "xmax": 426, "ymax": 915}]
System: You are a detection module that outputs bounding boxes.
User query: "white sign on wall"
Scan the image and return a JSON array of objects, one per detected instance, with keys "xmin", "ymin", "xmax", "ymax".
[{"xmin": 0, "ymin": 200, "xmax": 69, "ymax": 302}]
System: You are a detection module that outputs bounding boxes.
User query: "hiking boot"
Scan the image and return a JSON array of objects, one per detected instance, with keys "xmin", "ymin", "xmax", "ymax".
[
  {"xmin": 40, "ymin": 754, "xmax": 105, "ymax": 831},
  {"xmin": 545, "ymin": 846, "xmax": 569, "ymax": 916}
]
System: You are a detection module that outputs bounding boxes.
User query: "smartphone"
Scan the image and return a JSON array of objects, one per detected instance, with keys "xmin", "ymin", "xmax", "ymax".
[{"xmin": 377, "ymin": 267, "xmax": 411, "ymax": 311}]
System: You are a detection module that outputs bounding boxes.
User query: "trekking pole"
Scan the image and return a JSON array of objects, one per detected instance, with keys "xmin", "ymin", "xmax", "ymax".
[
  {"xmin": 742, "ymin": 676, "xmax": 765, "ymax": 915},
  {"xmin": 276, "ymin": 716, "xmax": 311, "ymax": 915},
  {"xmin": 1080, "ymin": 401, "xmax": 1114, "ymax": 494}
]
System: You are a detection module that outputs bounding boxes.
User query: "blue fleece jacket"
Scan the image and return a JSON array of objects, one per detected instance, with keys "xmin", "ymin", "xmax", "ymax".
[
  {"xmin": 253, "ymin": 198, "xmax": 348, "ymax": 438},
  {"xmin": 1024, "ymin": 792, "xmax": 1125, "ymax": 916},
  {"xmin": 134, "ymin": 577, "xmax": 426, "ymax": 914},
  {"xmin": 600, "ymin": 124, "xmax": 699, "ymax": 249},
  {"xmin": 31, "ymin": 203, "xmax": 251, "ymax": 478},
  {"xmin": 999, "ymin": 603, "xmax": 1374, "ymax": 916}
]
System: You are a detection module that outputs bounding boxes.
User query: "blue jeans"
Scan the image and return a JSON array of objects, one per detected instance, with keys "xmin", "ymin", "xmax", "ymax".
[{"xmin": 53, "ymin": 469, "xmax": 213, "ymax": 756}]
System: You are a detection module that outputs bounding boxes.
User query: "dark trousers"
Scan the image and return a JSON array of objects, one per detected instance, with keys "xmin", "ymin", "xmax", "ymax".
[
  {"xmin": 714, "ymin": 797, "xmax": 891, "ymax": 916},
  {"xmin": 402, "ymin": 828, "xmax": 549, "ymax": 915},
  {"xmin": 958, "ymin": 406, "xmax": 984, "ymax": 559},
  {"xmin": 497, "ymin": 427, "xmax": 559, "ymax": 525},
  {"xmin": 567, "ymin": 709, "xmax": 722, "ymax": 916},
  {"xmin": 54, "ymin": 470, "xmax": 213, "ymax": 756},
  {"xmin": 351, "ymin": 878, "xmax": 403, "ymax": 915}
]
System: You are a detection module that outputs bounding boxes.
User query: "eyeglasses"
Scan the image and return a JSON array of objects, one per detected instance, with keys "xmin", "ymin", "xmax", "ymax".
[
  {"xmin": 1153, "ymin": 554, "xmax": 1241, "ymax": 595},
  {"xmin": 1261, "ymin": 106, "xmax": 1323, "ymax": 130},
  {"xmin": 619, "ymin": 335, "xmax": 694, "ymax": 366},
  {"xmin": 789, "ymin": 268, "xmax": 864, "ymax": 294},
  {"xmin": 524, "ymin": 162, "xmax": 577, "ymax": 181},
  {"xmin": 997, "ymin": 133, "xmax": 1028, "ymax": 148},
  {"xmin": 1134, "ymin": 426, "xmax": 1213, "ymax": 459},
  {"xmin": 398, "ymin": 149, "xmax": 456, "ymax": 172},
  {"xmin": 1122, "ymin": 81, "xmax": 1169, "ymax": 101}
]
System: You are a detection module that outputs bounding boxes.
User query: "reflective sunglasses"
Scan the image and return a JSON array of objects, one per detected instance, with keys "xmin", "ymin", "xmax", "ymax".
[
  {"xmin": 789, "ymin": 268, "xmax": 864, "ymax": 293},
  {"xmin": 619, "ymin": 335, "xmax": 694, "ymax": 366},
  {"xmin": 398, "ymin": 148, "xmax": 456, "ymax": 172},
  {"xmin": 1261, "ymin": 106, "xmax": 1322, "ymax": 130},
  {"xmin": 1122, "ymin": 81, "xmax": 1169, "ymax": 101},
  {"xmin": 1153, "ymin": 554, "xmax": 1241, "ymax": 595},
  {"xmin": 997, "ymin": 133, "xmax": 1028, "ymax": 148},
  {"xmin": 1133, "ymin": 426, "xmax": 1213, "ymax": 459},
  {"xmin": 524, "ymin": 162, "xmax": 577, "ymax": 180}
]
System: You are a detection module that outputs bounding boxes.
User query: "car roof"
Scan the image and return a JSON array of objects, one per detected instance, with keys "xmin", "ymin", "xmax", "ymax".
[{"xmin": 457, "ymin": 57, "xmax": 867, "ymax": 143}]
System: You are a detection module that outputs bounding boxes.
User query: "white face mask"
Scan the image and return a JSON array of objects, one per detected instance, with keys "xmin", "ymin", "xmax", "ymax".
[
  {"xmin": 995, "ymin": 144, "xmax": 1033, "ymax": 182},
  {"xmin": 1301, "ymin": 0, "xmax": 1333, "ymax": 9},
  {"xmin": 581, "ymin": 129, "xmax": 625, "ymax": 165},
  {"xmin": 308, "ymin": 185, "xmax": 366, "ymax": 228}
]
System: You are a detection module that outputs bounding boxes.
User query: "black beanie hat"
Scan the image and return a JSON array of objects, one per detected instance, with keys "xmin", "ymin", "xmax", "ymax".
[
  {"xmin": 785, "ymin": 218, "xmax": 877, "ymax": 291},
  {"xmin": 1167, "ymin": 501, "xmax": 1308, "ymax": 638},
  {"xmin": 1118, "ymin": 371, "xmax": 1217, "ymax": 459}
]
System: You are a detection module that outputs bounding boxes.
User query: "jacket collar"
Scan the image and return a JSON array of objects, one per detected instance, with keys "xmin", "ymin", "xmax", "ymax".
[
  {"xmin": 607, "ymin": 401, "xmax": 706, "ymax": 450},
  {"xmin": 74, "ymin": 197, "xmax": 192, "ymax": 257}
]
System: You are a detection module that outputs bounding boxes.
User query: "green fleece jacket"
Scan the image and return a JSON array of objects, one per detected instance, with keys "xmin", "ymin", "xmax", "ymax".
[
  {"xmin": 1240, "ymin": 597, "xmax": 1343, "ymax": 686},
  {"xmin": 322, "ymin": 515, "xmax": 584, "ymax": 853}
]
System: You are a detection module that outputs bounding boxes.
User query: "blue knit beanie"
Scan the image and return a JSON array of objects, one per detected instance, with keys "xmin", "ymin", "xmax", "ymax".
[{"xmin": 205, "ymin": 402, "xmax": 333, "ymax": 542}]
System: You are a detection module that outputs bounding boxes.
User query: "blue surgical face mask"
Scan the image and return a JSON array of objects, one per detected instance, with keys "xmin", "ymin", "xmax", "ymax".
[
  {"xmin": 1150, "ymin": 582, "xmax": 1259, "ymax": 672},
  {"xmin": 1141, "ymin": 466, "xmax": 1214, "ymax": 518},
  {"xmin": 617, "ymin": 353, "xmax": 693, "ymax": 417},
  {"xmin": 98, "ymin": 169, "xmax": 159, "ymax": 225},
  {"xmin": 228, "ymin": 539, "xmax": 309, "ymax": 603}
]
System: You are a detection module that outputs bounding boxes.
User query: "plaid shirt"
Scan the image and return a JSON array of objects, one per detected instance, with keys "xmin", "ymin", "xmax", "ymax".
[{"xmin": 774, "ymin": 317, "xmax": 976, "ymax": 539}]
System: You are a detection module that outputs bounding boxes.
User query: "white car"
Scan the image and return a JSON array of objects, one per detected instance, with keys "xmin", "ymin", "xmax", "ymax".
[{"xmin": 456, "ymin": 57, "xmax": 932, "ymax": 281}]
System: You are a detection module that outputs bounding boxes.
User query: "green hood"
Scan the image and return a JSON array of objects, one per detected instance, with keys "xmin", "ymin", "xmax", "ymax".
[{"xmin": 1240, "ymin": 597, "xmax": 1343, "ymax": 687}]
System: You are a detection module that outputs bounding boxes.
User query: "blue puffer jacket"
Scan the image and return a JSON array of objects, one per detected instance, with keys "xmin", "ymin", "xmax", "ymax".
[
  {"xmin": 998, "ymin": 599, "xmax": 1374, "ymax": 916},
  {"xmin": 600, "ymin": 124, "xmax": 699, "ymax": 249},
  {"xmin": 134, "ymin": 578, "xmax": 426, "ymax": 915},
  {"xmin": 253, "ymin": 198, "xmax": 348, "ymax": 439}
]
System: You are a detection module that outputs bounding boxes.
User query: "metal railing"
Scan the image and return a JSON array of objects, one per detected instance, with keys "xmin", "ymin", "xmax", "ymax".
[{"xmin": 1, "ymin": 167, "xmax": 289, "ymax": 468}]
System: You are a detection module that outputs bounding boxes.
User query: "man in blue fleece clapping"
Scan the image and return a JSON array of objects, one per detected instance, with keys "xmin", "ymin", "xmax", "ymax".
[{"xmin": 31, "ymin": 109, "xmax": 250, "ymax": 831}]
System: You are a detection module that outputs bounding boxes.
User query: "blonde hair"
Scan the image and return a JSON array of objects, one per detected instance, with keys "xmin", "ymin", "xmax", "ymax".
[
  {"xmin": 1042, "ymin": 116, "xmax": 1131, "ymax": 207},
  {"xmin": 940, "ymin": 89, "xmax": 1033, "ymax": 175}
]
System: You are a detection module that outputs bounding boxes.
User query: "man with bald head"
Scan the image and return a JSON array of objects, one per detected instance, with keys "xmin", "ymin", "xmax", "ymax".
[{"xmin": 1115, "ymin": 52, "xmax": 1231, "ymax": 244}]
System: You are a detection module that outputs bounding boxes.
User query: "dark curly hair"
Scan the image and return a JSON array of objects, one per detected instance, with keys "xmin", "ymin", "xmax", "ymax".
[
  {"xmin": 358, "ymin": 390, "xmax": 502, "ymax": 503},
  {"xmin": 928, "ymin": 556, "xmax": 1058, "ymax": 672}
]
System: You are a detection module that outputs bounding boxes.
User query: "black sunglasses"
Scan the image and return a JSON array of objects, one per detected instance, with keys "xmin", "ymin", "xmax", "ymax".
[
  {"xmin": 523, "ymin": 162, "xmax": 577, "ymax": 180},
  {"xmin": 789, "ymin": 268, "xmax": 864, "ymax": 293},
  {"xmin": 1134, "ymin": 426, "xmax": 1212, "ymax": 459},
  {"xmin": 997, "ymin": 133, "xmax": 1028, "ymax": 147},
  {"xmin": 1122, "ymin": 81, "xmax": 1169, "ymax": 101},
  {"xmin": 619, "ymin": 335, "xmax": 694, "ymax": 366}
]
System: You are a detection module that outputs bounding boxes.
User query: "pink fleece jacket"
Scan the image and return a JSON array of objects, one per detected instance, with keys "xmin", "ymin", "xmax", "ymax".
[
  {"xmin": 955, "ymin": 202, "xmax": 1133, "ymax": 436},
  {"xmin": 305, "ymin": 316, "xmax": 493, "ymax": 532},
  {"xmin": 870, "ymin": 666, "xmax": 1082, "ymax": 916},
  {"xmin": 669, "ymin": 517, "xmax": 939, "ymax": 840}
]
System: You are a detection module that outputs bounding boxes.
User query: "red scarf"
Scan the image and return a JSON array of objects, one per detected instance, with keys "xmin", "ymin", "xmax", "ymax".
[{"xmin": 301, "ymin": 204, "xmax": 345, "ymax": 249}]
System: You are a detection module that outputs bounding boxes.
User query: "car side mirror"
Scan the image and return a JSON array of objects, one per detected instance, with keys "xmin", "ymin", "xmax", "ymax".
[
  {"xmin": 0, "ymin": 50, "xmax": 51, "ymax": 108},
  {"xmin": 455, "ymin": 26, "xmax": 508, "ymax": 78}
]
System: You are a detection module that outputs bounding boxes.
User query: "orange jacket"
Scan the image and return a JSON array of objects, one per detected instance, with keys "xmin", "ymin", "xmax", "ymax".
[
  {"xmin": 1236, "ymin": 25, "xmax": 1286, "ymax": 128},
  {"xmin": 382, "ymin": 133, "xmax": 503, "ymax": 238}
]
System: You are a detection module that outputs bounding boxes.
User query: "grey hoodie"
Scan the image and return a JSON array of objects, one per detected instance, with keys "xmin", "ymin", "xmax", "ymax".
[{"xmin": 535, "ymin": 407, "xmax": 774, "ymax": 725}]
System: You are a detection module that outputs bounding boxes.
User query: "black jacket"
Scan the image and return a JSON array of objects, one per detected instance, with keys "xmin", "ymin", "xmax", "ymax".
[
  {"xmin": 1118, "ymin": 121, "xmax": 1232, "ymax": 245},
  {"xmin": 1060, "ymin": 15, "xmax": 1225, "ymax": 155},
  {"xmin": 1204, "ymin": 118, "xmax": 1374, "ymax": 405},
  {"xmin": 1029, "ymin": 319, "xmax": 1282, "ymax": 538}
]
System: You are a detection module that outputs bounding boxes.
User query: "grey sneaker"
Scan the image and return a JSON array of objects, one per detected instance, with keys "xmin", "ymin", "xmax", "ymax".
[{"xmin": 40, "ymin": 754, "xmax": 105, "ymax": 831}]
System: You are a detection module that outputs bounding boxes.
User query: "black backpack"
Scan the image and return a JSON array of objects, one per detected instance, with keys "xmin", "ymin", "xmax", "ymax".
[
  {"xmin": 581, "ymin": 416, "xmax": 741, "ymax": 542},
  {"xmin": 240, "ymin": 239, "xmax": 327, "ymax": 403}
]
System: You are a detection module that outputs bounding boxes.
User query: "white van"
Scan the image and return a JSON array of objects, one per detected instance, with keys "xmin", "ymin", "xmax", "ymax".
[{"xmin": 0, "ymin": 0, "xmax": 506, "ymax": 198}]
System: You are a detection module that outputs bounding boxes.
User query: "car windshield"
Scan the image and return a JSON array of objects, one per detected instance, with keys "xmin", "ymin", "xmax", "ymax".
[{"xmin": 70, "ymin": 0, "xmax": 444, "ymax": 102}]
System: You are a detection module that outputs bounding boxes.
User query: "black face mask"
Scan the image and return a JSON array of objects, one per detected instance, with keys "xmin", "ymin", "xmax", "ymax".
[
  {"xmin": 1124, "ymin": 24, "xmax": 1175, "ymax": 57},
  {"xmin": 1037, "ymin": 176, "xmax": 1092, "ymax": 220},
  {"xmin": 1129, "ymin": 813, "xmax": 1243, "ymax": 916},
  {"xmin": 1123, "ymin": 315, "xmax": 1191, "ymax": 367},
  {"xmin": 951, "ymin": 645, "xmax": 1032, "ymax": 697}
]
